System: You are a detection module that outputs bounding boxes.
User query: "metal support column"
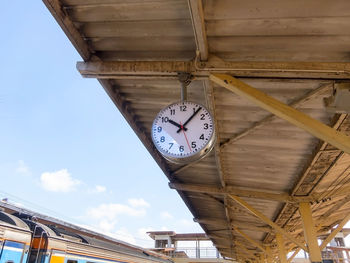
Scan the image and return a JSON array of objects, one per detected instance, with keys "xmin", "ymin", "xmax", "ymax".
[
  {"xmin": 276, "ymin": 233, "xmax": 288, "ymax": 263},
  {"xmin": 299, "ymin": 202, "xmax": 322, "ymax": 263},
  {"xmin": 260, "ymin": 253, "xmax": 266, "ymax": 263},
  {"xmin": 196, "ymin": 240, "xmax": 200, "ymax": 258},
  {"xmin": 266, "ymin": 246, "xmax": 273, "ymax": 263}
]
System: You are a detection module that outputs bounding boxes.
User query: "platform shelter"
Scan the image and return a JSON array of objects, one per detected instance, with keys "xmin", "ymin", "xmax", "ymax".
[{"xmin": 43, "ymin": 1, "xmax": 350, "ymax": 262}]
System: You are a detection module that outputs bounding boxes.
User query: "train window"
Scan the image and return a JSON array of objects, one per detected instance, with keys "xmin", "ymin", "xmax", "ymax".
[
  {"xmin": 67, "ymin": 260, "xmax": 77, "ymax": 263},
  {"xmin": 0, "ymin": 213, "xmax": 16, "ymax": 225},
  {"xmin": 6, "ymin": 261, "xmax": 14, "ymax": 263}
]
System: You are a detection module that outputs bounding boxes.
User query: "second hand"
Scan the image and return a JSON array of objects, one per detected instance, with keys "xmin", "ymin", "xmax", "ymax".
[{"xmin": 180, "ymin": 122, "xmax": 191, "ymax": 152}]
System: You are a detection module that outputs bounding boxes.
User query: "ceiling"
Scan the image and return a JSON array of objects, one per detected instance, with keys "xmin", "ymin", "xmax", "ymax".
[{"xmin": 43, "ymin": 0, "xmax": 350, "ymax": 260}]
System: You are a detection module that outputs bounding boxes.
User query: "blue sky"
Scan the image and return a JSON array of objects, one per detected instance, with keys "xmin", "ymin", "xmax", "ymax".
[{"xmin": 0, "ymin": 1, "xmax": 203, "ymax": 247}]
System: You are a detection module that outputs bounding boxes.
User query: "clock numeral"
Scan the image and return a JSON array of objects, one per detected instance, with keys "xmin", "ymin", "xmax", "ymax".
[
  {"xmin": 170, "ymin": 109, "xmax": 175, "ymax": 115},
  {"xmin": 200, "ymin": 113, "xmax": 205, "ymax": 120},
  {"xmin": 162, "ymin": 117, "xmax": 169, "ymax": 123},
  {"xmin": 157, "ymin": 126, "xmax": 162, "ymax": 132},
  {"xmin": 179, "ymin": 145, "xmax": 184, "ymax": 152},
  {"xmin": 180, "ymin": 105, "xmax": 187, "ymax": 111},
  {"xmin": 160, "ymin": 136, "xmax": 165, "ymax": 142},
  {"xmin": 203, "ymin": 123, "xmax": 209, "ymax": 130},
  {"xmin": 192, "ymin": 107, "xmax": 197, "ymax": 114},
  {"xmin": 199, "ymin": 134, "xmax": 204, "ymax": 140},
  {"xmin": 191, "ymin": 141, "xmax": 197, "ymax": 148},
  {"xmin": 169, "ymin": 143, "xmax": 174, "ymax": 149}
]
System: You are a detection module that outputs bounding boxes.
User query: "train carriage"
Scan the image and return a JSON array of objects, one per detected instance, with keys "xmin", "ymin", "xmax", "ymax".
[
  {"xmin": 0, "ymin": 211, "xmax": 32, "ymax": 263},
  {"xmin": 26, "ymin": 222, "xmax": 170, "ymax": 263},
  {"xmin": 1, "ymin": 210, "xmax": 171, "ymax": 263}
]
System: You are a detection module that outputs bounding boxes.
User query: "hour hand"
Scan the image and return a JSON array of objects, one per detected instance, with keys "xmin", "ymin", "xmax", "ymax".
[{"xmin": 169, "ymin": 119, "xmax": 187, "ymax": 131}]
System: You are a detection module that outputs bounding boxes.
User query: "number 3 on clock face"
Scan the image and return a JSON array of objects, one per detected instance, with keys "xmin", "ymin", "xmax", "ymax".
[{"xmin": 151, "ymin": 101, "xmax": 216, "ymax": 164}]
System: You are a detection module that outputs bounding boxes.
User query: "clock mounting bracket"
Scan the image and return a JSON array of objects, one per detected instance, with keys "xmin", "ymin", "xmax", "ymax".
[{"xmin": 177, "ymin": 72, "xmax": 193, "ymax": 102}]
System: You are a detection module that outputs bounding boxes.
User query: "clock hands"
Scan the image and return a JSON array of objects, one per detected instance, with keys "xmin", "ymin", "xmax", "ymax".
[
  {"xmin": 176, "ymin": 107, "xmax": 202, "ymax": 133},
  {"xmin": 180, "ymin": 121, "xmax": 192, "ymax": 151},
  {"xmin": 168, "ymin": 119, "xmax": 187, "ymax": 131}
]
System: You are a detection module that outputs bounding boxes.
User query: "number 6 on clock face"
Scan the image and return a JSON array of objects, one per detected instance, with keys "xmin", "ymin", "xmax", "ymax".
[{"xmin": 151, "ymin": 101, "xmax": 216, "ymax": 164}]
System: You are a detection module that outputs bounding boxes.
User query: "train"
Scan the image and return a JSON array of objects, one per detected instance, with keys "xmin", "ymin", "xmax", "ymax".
[{"xmin": 0, "ymin": 210, "xmax": 172, "ymax": 263}]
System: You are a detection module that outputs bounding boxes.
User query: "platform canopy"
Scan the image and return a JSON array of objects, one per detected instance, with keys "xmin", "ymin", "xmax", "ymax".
[{"xmin": 44, "ymin": 0, "xmax": 350, "ymax": 261}]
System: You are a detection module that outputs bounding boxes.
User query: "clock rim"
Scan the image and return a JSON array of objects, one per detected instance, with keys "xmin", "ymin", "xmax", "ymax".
[{"xmin": 151, "ymin": 100, "xmax": 216, "ymax": 164}]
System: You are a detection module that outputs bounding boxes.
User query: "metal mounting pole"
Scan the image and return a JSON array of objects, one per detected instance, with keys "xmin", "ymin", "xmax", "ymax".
[
  {"xmin": 181, "ymin": 82, "xmax": 187, "ymax": 101},
  {"xmin": 178, "ymin": 72, "xmax": 193, "ymax": 102}
]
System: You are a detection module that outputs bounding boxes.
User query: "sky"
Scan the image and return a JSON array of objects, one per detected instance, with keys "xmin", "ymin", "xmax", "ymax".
[{"xmin": 0, "ymin": 1, "xmax": 204, "ymax": 248}]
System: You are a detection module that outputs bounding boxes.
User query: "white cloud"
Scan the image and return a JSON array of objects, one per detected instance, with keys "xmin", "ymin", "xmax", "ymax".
[
  {"xmin": 16, "ymin": 160, "xmax": 30, "ymax": 175},
  {"xmin": 98, "ymin": 219, "xmax": 116, "ymax": 233},
  {"xmin": 87, "ymin": 203, "xmax": 147, "ymax": 221},
  {"xmin": 95, "ymin": 185, "xmax": 106, "ymax": 193},
  {"xmin": 160, "ymin": 211, "xmax": 173, "ymax": 219},
  {"xmin": 88, "ymin": 185, "xmax": 107, "ymax": 194},
  {"xmin": 128, "ymin": 198, "xmax": 150, "ymax": 208},
  {"xmin": 76, "ymin": 223, "xmax": 136, "ymax": 245},
  {"xmin": 83, "ymin": 201, "xmax": 153, "ymax": 247},
  {"xmin": 113, "ymin": 227, "xmax": 136, "ymax": 244},
  {"xmin": 40, "ymin": 169, "xmax": 80, "ymax": 192}
]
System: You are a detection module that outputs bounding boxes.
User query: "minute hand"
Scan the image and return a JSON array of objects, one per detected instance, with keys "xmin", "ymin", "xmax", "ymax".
[{"xmin": 177, "ymin": 107, "xmax": 202, "ymax": 133}]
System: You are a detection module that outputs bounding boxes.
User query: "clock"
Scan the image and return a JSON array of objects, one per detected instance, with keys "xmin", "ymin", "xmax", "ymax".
[{"xmin": 151, "ymin": 101, "xmax": 216, "ymax": 164}]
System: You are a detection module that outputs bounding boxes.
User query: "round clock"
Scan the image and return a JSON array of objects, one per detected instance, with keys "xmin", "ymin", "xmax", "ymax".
[{"xmin": 151, "ymin": 101, "xmax": 215, "ymax": 164}]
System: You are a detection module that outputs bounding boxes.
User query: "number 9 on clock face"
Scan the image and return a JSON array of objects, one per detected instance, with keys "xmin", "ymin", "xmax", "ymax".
[{"xmin": 151, "ymin": 101, "xmax": 215, "ymax": 164}]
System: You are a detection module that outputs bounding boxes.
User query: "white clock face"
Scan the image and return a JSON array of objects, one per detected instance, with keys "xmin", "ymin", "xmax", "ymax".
[{"xmin": 151, "ymin": 101, "xmax": 215, "ymax": 163}]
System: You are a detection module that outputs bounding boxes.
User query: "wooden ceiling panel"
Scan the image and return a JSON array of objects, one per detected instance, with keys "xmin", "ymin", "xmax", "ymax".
[
  {"xmin": 206, "ymin": 17, "xmax": 350, "ymax": 37},
  {"xmin": 204, "ymin": 0, "xmax": 350, "ymax": 62},
  {"xmin": 89, "ymin": 36, "xmax": 196, "ymax": 52},
  {"xmin": 65, "ymin": 1, "xmax": 190, "ymax": 22},
  {"xmin": 95, "ymin": 51, "xmax": 196, "ymax": 61},
  {"xmin": 208, "ymin": 36, "xmax": 350, "ymax": 54},
  {"xmin": 204, "ymin": 0, "xmax": 350, "ymax": 20},
  {"xmin": 214, "ymin": 51, "xmax": 350, "ymax": 62},
  {"xmin": 81, "ymin": 20, "xmax": 194, "ymax": 38}
]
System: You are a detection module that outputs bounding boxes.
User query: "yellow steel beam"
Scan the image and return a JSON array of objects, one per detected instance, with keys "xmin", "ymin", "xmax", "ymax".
[
  {"xmin": 187, "ymin": 0, "xmax": 208, "ymax": 60},
  {"xmin": 229, "ymin": 195, "xmax": 308, "ymax": 252},
  {"xmin": 276, "ymin": 233, "xmax": 288, "ymax": 263},
  {"xmin": 169, "ymin": 182, "xmax": 314, "ymax": 203},
  {"xmin": 209, "ymin": 74, "xmax": 350, "ymax": 155},
  {"xmin": 235, "ymin": 240, "xmax": 259, "ymax": 260},
  {"xmin": 287, "ymin": 248, "xmax": 301, "ymax": 263},
  {"xmin": 260, "ymin": 253, "xmax": 266, "ymax": 263},
  {"xmin": 299, "ymin": 202, "xmax": 322, "ymax": 263},
  {"xmin": 220, "ymin": 83, "xmax": 331, "ymax": 150},
  {"xmin": 194, "ymin": 217, "xmax": 272, "ymax": 232},
  {"xmin": 77, "ymin": 61, "xmax": 350, "ymax": 79},
  {"xmin": 265, "ymin": 246, "xmax": 273, "ymax": 263},
  {"xmin": 319, "ymin": 213, "xmax": 350, "ymax": 250},
  {"xmin": 233, "ymin": 227, "xmax": 267, "ymax": 253}
]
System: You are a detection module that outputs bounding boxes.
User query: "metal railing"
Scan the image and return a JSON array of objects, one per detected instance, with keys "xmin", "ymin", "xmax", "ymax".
[{"xmin": 170, "ymin": 247, "xmax": 221, "ymax": 258}]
